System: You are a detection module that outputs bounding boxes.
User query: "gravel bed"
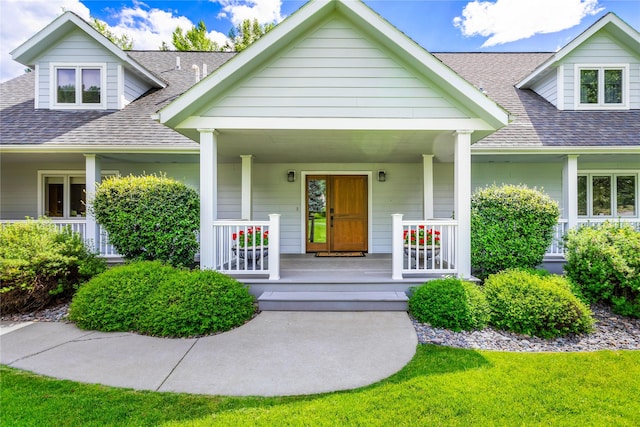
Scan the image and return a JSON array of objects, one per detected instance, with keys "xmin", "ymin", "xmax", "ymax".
[
  {"xmin": 3, "ymin": 302, "xmax": 639, "ymax": 352},
  {"xmin": 413, "ymin": 304, "xmax": 640, "ymax": 352}
]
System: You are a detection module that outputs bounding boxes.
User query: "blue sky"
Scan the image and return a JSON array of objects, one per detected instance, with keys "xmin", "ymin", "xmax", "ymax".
[{"xmin": 1, "ymin": 0, "xmax": 639, "ymax": 81}]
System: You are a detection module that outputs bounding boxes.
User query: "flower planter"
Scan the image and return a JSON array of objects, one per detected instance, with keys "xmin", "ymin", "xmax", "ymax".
[
  {"xmin": 404, "ymin": 244, "xmax": 440, "ymax": 258},
  {"xmin": 233, "ymin": 246, "xmax": 269, "ymax": 263}
]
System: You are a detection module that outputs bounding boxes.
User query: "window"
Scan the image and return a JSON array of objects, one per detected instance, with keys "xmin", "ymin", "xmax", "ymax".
[
  {"xmin": 52, "ymin": 64, "xmax": 105, "ymax": 108},
  {"xmin": 576, "ymin": 65, "xmax": 627, "ymax": 109},
  {"xmin": 578, "ymin": 173, "xmax": 638, "ymax": 217},
  {"xmin": 39, "ymin": 171, "xmax": 117, "ymax": 218}
]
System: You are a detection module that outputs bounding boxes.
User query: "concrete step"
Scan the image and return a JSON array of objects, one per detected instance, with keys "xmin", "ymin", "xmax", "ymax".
[{"xmin": 258, "ymin": 291, "xmax": 408, "ymax": 311}]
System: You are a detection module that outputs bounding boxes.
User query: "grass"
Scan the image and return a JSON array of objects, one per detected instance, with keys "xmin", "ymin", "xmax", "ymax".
[{"xmin": 2, "ymin": 345, "xmax": 639, "ymax": 426}]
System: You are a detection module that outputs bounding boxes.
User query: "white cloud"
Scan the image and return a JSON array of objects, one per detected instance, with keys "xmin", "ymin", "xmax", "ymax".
[
  {"xmin": 214, "ymin": 0, "xmax": 284, "ymax": 26},
  {"xmin": 453, "ymin": 0, "xmax": 603, "ymax": 47},
  {"xmin": 1, "ymin": 0, "xmax": 91, "ymax": 81},
  {"xmin": 102, "ymin": 2, "xmax": 228, "ymax": 50}
]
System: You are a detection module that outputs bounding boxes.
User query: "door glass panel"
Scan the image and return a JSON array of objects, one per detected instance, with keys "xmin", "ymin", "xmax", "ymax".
[
  {"xmin": 45, "ymin": 177, "xmax": 64, "ymax": 217},
  {"xmin": 577, "ymin": 175, "xmax": 587, "ymax": 216},
  {"xmin": 307, "ymin": 178, "xmax": 327, "ymax": 244},
  {"xmin": 616, "ymin": 175, "xmax": 636, "ymax": 216},
  {"xmin": 592, "ymin": 176, "xmax": 611, "ymax": 216}
]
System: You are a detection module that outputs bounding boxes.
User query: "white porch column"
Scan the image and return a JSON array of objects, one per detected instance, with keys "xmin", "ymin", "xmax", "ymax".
[
  {"xmin": 391, "ymin": 213, "xmax": 404, "ymax": 280},
  {"xmin": 422, "ymin": 154, "xmax": 434, "ymax": 219},
  {"xmin": 454, "ymin": 131, "xmax": 473, "ymax": 279},
  {"xmin": 563, "ymin": 155, "xmax": 579, "ymax": 230},
  {"xmin": 268, "ymin": 213, "xmax": 281, "ymax": 280},
  {"xmin": 84, "ymin": 154, "xmax": 101, "ymax": 251},
  {"xmin": 240, "ymin": 155, "xmax": 253, "ymax": 220},
  {"xmin": 199, "ymin": 129, "xmax": 218, "ymax": 270}
]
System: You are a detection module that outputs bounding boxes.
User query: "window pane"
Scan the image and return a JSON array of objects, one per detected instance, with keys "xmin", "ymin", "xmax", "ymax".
[
  {"xmin": 307, "ymin": 178, "xmax": 327, "ymax": 244},
  {"xmin": 578, "ymin": 175, "xmax": 588, "ymax": 216},
  {"xmin": 592, "ymin": 176, "xmax": 611, "ymax": 216},
  {"xmin": 57, "ymin": 68, "xmax": 76, "ymax": 103},
  {"xmin": 617, "ymin": 176, "xmax": 636, "ymax": 216},
  {"xmin": 604, "ymin": 69, "xmax": 622, "ymax": 104},
  {"xmin": 70, "ymin": 177, "xmax": 86, "ymax": 216},
  {"xmin": 82, "ymin": 69, "xmax": 101, "ymax": 104},
  {"xmin": 580, "ymin": 69, "xmax": 598, "ymax": 104},
  {"xmin": 45, "ymin": 177, "xmax": 64, "ymax": 217}
]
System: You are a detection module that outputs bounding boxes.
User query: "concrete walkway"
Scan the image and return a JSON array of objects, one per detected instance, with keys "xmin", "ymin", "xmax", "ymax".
[{"xmin": 0, "ymin": 312, "xmax": 417, "ymax": 396}]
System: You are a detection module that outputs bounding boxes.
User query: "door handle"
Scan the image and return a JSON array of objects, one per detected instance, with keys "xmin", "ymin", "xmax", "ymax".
[{"xmin": 331, "ymin": 216, "xmax": 334, "ymax": 227}]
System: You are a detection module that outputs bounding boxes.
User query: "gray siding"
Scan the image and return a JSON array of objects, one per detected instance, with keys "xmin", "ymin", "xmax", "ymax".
[
  {"xmin": 123, "ymin": 70, "xmax": 151, "ymax": 104},
  {"xmin": 531, "ymin": 70, "xmax": 557, "ymax": 106},
  {"xmin": 204, "ymin": 16, "xmax": 470, "ymax": 119},
  {"xmin": 561, "ymin": 31, "xmax": 640, "ymax": 109},
  {"xmin": 35, "ymin": 29, "xmax": 120, "ymax": 110}
]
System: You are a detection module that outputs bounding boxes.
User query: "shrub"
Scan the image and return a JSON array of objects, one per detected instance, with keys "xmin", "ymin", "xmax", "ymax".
[
  {"xmin": 0, "ymin": 219, "xmax": 105, "ymax": 314},
  {"xmin": 564, "ymin": 222, "xmax": 640, "ymax": 318},
  {"xmin": 409, "ymin": 278, "xmax": 490, "ymax": 331},
  {"xmin": 471, "ymin": 184, "xmax": 559, "ymax": 280},
  {"xmin": 69, "ymin": 261, "xmax": 255, "ymax": 337},
  {"xmin": 484, "ymin": 269, "xmax": 594, "ymax": 338},
  {"xmin": 92, "ymin": 174, "xmax": 199, "ymax": 267}
]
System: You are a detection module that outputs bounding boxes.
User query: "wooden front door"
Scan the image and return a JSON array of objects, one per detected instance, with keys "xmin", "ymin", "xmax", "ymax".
[{"xmin": 306, "ymin": 175, "xmax": 368, "ymax": 253}]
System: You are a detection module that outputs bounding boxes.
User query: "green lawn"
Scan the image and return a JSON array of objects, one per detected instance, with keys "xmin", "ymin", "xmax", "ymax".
[{"xmin": 2, "ymin": 345, "xmax": 639, "ymax": 426}]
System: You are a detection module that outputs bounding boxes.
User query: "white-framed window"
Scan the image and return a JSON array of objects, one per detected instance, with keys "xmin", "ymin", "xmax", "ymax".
[
  {"xmin": 50, "ymin": 63, "xmax": 106, "ymax": 109},
  {"xmin": 575, "ymin": 64, "xmax": 628, "ymax": 109},
  {"xmin": 38, "ymin": 170, "xmax": 118, "ymax": 218},
  {"xmin": 578, "ymin": 172, "xmax": 638, "ymax": 217}
]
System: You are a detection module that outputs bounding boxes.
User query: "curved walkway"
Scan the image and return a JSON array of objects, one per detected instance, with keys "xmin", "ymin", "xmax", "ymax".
[{"xmin": 0, "ymin": 311, "xmax": 417, "ymax": 396}]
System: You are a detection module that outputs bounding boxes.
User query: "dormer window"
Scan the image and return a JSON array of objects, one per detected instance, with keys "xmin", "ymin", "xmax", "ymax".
[
  {"xmin": 576, "ymin": 65, "xmax": 628, "ymax": 109},
  {"xmin": 51, "ymin": 63, "xmax": 106, "ymax": 109}
]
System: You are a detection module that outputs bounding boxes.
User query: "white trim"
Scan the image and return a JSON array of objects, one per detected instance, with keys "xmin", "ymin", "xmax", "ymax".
[
  {"xmin": 240, "ymin": 155, "xmax": 253, "ymax": 220},
  {"xmin": 34, "ymin": 64, "xmax": 40, "ymax": 109},
  {"xmin": 422, "ymin": 154, "xmax": 434, "ymax": 219},
  {"xmin": 573, "ymin": 64, "xmax": 629, "ymax": 110},
  {"xmin": 49, "ymin": 62, "xmax": 107, "ymax": 110},
  {"xmin": 0, "ymin": 145, "xmax": 200, "ymax": 154},
  {"xmin": 37, "ymin": 169, "xmax": 118, "ymax": 218},
  {"xmin": 472, "ymin": 146, "xmax": 640, "ymax": 155},
  {"xmin": 178, "ymin": 116, "xmax": 497, "ymax": 132},
  {"xmin": 454, "ymin": 130, "xmax": 473, "ymax": 279},
  {"xmin": 117, "ymin": 64, "xmax": 124, "ymax": 109},
  {"xmin": 517, "ymin": 13, "xmax": 640, "ymax": 88},
  {"xmin": 557, "ymin": 65, "xmax": 564, "ymax": 110},
  {"xmin": 299, "ymin": 170, "xmax": 373, "ymax": 254},
  {"xmin": 199, "ymin": 130, "xmax": 217, "ymax": 270}
]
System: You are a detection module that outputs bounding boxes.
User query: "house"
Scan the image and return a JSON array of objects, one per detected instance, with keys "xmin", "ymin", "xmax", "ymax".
[{"xmin": 1, "ymin": 1, "xmax": 638, "ymax": 298}]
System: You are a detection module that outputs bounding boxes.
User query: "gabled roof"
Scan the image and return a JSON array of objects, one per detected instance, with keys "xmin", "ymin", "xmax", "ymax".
[
  {"xmin": 10, "ymin": 11, "xmax": 166, "ymax": 89},
  {"xmin": 158, "ymin": 0, "xmax": 509, "ymax": 131},
  {"xmin": 517, "ymin": 12, "xmax": 640, "ymax": 89}
]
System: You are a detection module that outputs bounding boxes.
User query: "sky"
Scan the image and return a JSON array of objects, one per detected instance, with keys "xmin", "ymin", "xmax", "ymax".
[{"xmin": 1, "ymin": 0, "xmax": 639, "ymax": 82}]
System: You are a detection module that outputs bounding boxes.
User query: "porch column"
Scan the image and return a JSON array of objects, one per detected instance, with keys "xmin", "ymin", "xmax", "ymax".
[
  {"xmin": 240, "ymin": 155, "xmax": 253, "ymax": 220},
  {"xmin": 422, "ymin": 154, "xmax": 434, "ymax": 219},
  {"xmin": 454, "ymin": 131, "xmax": 473, "ymax": 279},
  {"xmin": 199, "ymin": 129, "xmax": 218, "ymax": 270},
  {"xmin": 84, "ymin": 154, "xmax": 101, "ymax": 251},
  {"xmin": 563, "ymin": 155, "xmax": 579, "ymax": 230}
]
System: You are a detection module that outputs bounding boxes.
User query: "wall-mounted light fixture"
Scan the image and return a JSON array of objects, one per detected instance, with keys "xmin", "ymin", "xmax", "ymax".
[
  {"xmin": 287, "ymin": 170, "xmax": 296, "ymax": 182},
  {"xmin": 378, "ymin": 170, "xmax": 386, "ymax": 182}
]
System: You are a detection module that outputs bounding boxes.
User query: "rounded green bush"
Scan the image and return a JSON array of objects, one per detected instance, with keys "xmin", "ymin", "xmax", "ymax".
[
  {"xmin": 92, "ymin": 174, "xmax": 199, "ymax": 267},
  {"xmin": 484, "ymin": 269, "xmax": 594, "ymax": 338},
  {"xmin": 564, "ymin": 221, "xmax": 640, "ymax": 318},
  {"xmin": 0, "ymin": 219, "xmax": 105, "ymax": 313},
  {"xmin": 409, "ymin": 278, "xmax": 490, "ymax": 331},
  {"xmin": 69, "ymin": 261, "xmax": 255, "ymax": 337},
  {"xmin": 471, "ymin": 184, "xmax": 559, "ymax": 279}
]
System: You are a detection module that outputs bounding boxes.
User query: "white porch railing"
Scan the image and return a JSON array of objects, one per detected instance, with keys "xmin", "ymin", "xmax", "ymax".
[
  {"xmin": 392, "ymin": 215, "xmax": 458, "ymax": 279},
  {"xmin": 545, "ymin": 218, "xmax": 640, "ymax": 257},
  {"xmin": 0, "ymin": 219, "xmax": 120, "ymax": 258},
  {"xmin": 211, "ymin": 214, "xmax": 280, "ymax": 280}
]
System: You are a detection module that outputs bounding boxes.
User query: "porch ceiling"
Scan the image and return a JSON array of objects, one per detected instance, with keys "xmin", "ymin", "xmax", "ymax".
[{"xmin": 215, "ymin": 129, "xmax": 456, "ymax": 163}]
